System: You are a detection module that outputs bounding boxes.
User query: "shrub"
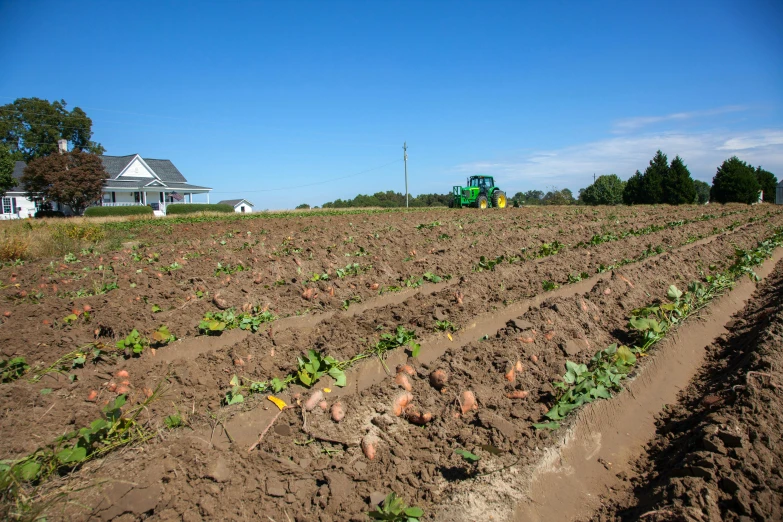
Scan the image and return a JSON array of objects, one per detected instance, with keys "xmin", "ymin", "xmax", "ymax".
[
  {"xmin": 0, "ymin": 233, "xmax": 29, "ymax": 262},
  {"xmin": 51, "ymin": 222, "xmax": 105, "ymax": 242},
  {"xmin": 166, "ymin": 204, "xmax": 234, "ymax": 215},
  {"xmin": 84, "ymin": 206, "xmax": 154, "ymax": 217},
  {"xmin": 34, "ymin": 210, "xmax": 65, "ymax": 218},
  {"xmin": 580, "ymin": 174, "xmax": 625, "ymax": 205}
]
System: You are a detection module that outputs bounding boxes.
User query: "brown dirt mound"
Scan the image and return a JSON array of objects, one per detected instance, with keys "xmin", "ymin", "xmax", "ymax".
[{"xmin": 590, "ymin": 257, "xmax": 783, "ymax": 522}]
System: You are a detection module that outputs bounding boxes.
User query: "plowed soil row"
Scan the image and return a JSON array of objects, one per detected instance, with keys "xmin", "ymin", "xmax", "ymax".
[
  {"xmin": 1, "ymin": 206, "xmax": 779, "ymax": 522},
  {"xmin": 587, "ymin": 257, "xmax": 783, "ymax": 522},
  {"xmin": 0, "ymin": 206, "xmax": 756, "ymax": 368}
]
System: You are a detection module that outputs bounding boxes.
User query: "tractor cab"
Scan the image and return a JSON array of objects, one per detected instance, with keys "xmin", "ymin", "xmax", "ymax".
[{"xmin": 469, "ymin": 176, "xmax": 494, "ymax": 191}]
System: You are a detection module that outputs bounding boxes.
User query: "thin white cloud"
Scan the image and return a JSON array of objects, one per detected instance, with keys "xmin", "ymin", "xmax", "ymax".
[
  {"xmin": 453, "ymin": 128, "xmax": 783, "ymax": 191},
  {"xmin": 613, "ymin": 106, "xmax": 749, "ymax": 132}
]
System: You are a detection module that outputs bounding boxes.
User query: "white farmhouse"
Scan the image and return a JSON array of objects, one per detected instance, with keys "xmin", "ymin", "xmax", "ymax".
[
  {"xmin": 218, "ymin": 199, "xmax": 254, "ymax": 213},
  {"xmin": 1, "ymin": 161, "xmax": 38, "ymax": 219},
  {"xmin": 100, "ymin": 155, "xmax": 212, "ymax": 215},
  {"xmin": 1, "ymin": 153, "xmax": 212, "ymax": 218}
]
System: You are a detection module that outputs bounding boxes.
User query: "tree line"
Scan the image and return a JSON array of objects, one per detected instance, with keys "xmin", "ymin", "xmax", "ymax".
[{"xmin": 578, "ymin": 151, "xmax": 777, "ymax": 206}]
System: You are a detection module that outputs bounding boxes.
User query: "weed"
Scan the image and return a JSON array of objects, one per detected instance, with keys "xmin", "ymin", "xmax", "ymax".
[
  {"xmin": 297, "ymin": 350, "xmax": 347, "ymax": 387},
  {"xmin": 368, "ymin": 492, "xmax": 423, "ymax": 521},
  {"xmin": 1, "ymin": 357, "xmax": 29, "ymax": 383},
  {"xmin": 115, "ymin": 329, "xmax": 148, "ymax": 356},
  {"xmin": 435, "ymin": 320, "xmax": 456, "ymax": 332},
  {"xmin": 214, "ymin": 262, "xmax": 246, "ymax": 276},
  {"xmin": 542, "ymin": 280, "xmax": 559, "ymax": 291},
  {"xmin": 422, "ymin": 271, "xmax": 442, "ymax": 283}
]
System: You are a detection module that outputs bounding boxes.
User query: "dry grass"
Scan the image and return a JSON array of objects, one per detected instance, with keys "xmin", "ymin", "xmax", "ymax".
[{"xmin": 0, "ymin": 219, "xmax": 111, "ymax": 262}]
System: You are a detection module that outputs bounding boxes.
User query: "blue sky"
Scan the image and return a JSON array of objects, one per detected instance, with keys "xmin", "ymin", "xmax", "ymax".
[{"xmin": 1, "ymin": 0, "xmax": 781, "ymax": 208}]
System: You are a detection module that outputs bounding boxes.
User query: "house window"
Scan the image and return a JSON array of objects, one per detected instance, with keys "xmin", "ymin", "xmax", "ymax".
[
  {"xmin": 1, "ymin": 197, "xmax": 10, "ymax": 214},
  {"xmin": 103, "ymin": 193, "xmax": 112, "ymax": 204},
  {"xmin": 240, "ymin": 206, "xmax": 245, "ymax": 213},
  {"xmin": 134, "ymin": 192, "xmax": 141, "ymax": 203}
]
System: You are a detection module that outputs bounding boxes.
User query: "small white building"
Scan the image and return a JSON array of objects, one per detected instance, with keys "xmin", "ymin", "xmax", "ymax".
[
  {"xmin": 1, "ymin": 161, "xmax": 38, "ymax": 219},
  {"xmin": 218, "ymin": 199, "xmax": 254, "ymax": 213}
]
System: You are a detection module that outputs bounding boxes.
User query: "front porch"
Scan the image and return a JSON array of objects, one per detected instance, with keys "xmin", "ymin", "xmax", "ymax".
[{"xmin": 100, "ymin": 188, "xmax": 211, "ymax": 216}]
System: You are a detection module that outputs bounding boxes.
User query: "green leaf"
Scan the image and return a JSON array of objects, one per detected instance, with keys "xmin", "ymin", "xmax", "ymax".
[
  {"xmin": 40, "ymin": 388, "xmax": 52, "ymax": 395},
  {"xmin": 616, "ymin": 345, "xmax": 637, "ymax": 366},
  {"xmin": 227, "ymin": 392, "xmax": 244, "ymax": 405},
  {"xmin": 18, "ymin": 460, "xmax": 41, "ymax": 481},
  {"xmin": 57, "ymin": 445, "xmax": 87, "ymax": 464},
  {"xmin": 404, "ymin": 506, "xmax": 424, "ymax": 518},
  {"xmin": 230, "ymin": 374, "xmax": 240, "ymax": 386},
  {"xmin": 410, "ymin": 342, "xmax": 421, "ymax": 358},
  {"xmin": 455, "ymin": 448, "xmax": 480, "ymax": 462},
  {"xmin": 328, "ymin": 367, "xmax": 347, "ymax": 387},
  {"xmin": 151, "ymin": 304, "xmax": 162, "ymax": 313},
  {"xmin": 667, "ymin": 285, "xmax": 683, "ymax": 301}
]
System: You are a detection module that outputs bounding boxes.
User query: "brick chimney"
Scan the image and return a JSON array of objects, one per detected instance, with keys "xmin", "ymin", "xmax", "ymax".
[{"xmin": 57, "ymin": 139, "xmax": 68, "ymax": 154}]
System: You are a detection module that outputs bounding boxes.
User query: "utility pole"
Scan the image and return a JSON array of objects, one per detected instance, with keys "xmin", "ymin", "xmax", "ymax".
[
  {"xmin": 403, "ymin": 142, "xmax": 409, "ymax": 208},
  {"xmin": 593, "ymin": 173, "xmax": 596, "ymax": 183}
]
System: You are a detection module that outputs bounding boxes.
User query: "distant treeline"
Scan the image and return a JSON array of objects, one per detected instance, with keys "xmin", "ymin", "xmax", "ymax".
[{"xmin": 316, "ymin": 191, "xmax": 451, "ymax": 209}]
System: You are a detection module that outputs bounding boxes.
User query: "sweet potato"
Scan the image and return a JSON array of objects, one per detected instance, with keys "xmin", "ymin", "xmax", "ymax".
[
  {"xmin": 318, "ymin": 400, "xmax": 328, "ymax": 411},
  {"xmin": 394, "ymin": 372, "xmax": 412, "ymax": 391},
  {"xmin": 392, "ymin": 392, "xmax": 414, "ymax": 416},
  {"xmin": 331, "ymin": 402, "xmax": 345, "ymax": 422},
  {"xmin": 396, "ymin": 364, "xmax": 415, "ymax": 376},
  {"xmin": 429, "ymin": 369, "xmax": 448, "ymax": 390},
  {"xmin": 515, "ymin": 360, "xmax": 524, "ymax": 373},
  {"xmin": 460, "ymin": 390, "xmax": 478, "ymax": 414},
  {"xmin": 86, "ymin": 390, "xmax": 98, "ymax": 402},
  {"xmin": 361, "ymin": 434, "xmax": 378, "ymax": 460},
  {"xmin": 116, "ymin": 385, "xmax": 130, "ymax": 395},
  {"xmin": 530, "ymin": 354, "xmax": 539, "ymax": 364},
  {"xmin": 116, "ymin": 369, "xmax": 129, "ymax": 378},
  {"xmin": 504, "ymin": 366, "xmax": 515, "ymax": 382},
  {"xmin": 405, "ymin": 405, "xmax": 433, "ymax": 425},
  {"xmin": 506, "ymin": 390, "xmax": 529, "ymax": 399},
  {"xmin": 304, "ymin": 390, "xmax": 324, "ymax": 411}
]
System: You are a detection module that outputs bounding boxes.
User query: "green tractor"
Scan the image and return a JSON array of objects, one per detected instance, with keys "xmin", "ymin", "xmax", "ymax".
[{"xmin": 450, "ymin": 175, "xmax": 507, "ymax": 209}]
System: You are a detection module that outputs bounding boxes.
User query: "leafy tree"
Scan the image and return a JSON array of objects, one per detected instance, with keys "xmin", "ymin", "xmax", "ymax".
[
  {"xmin": 755, "ymin": 166, "xmax": 777, "ymax": 203},
  {"xmin": 22, "ymin": 150, "xmax": 108, "ymax": 215},
  {"xmin": 511, "ymin": 192, "xmax": 525, "ymax": 207},
  {"xmin": 710, "ymin": 156, "xmax": 760, "ymax": 204},
  {"xmin": 662, "ymin": 155, "xmax": 696, "ymax": 205},
  {"xmin": 524, "ymin": 190, "xmax": 544, "ymax": 205},
  {"xmin": 0, "ymin": 144, "xmax": 14, "ymax": 197},
  {"xmin": 693, "ymin": 180, "xmax": 710, "ymax": 204},
  {"xmin": 322, "ymin": 191, "xmax": 450, "ymax": 208},
  {"xmin": 542, "ymin": 188, "xmax": 575, "ymax": 205},
  {"xmin": 0, "ymin": 98, "xmax": 105, "ymax": 162},
  {"xmin": 639, "ymin": 150, "xmax": 668, "ymax": 204},
  {"xmin": 295, "ymin": 203, "xmax": 311, "ymax": 209},
  {"xmin": 623, "ymin": 171, "xmax": 644, "ymax": 205},
  {"xmin": 580, "ymin": 174, "xmax": 625, "ymax": 205}
]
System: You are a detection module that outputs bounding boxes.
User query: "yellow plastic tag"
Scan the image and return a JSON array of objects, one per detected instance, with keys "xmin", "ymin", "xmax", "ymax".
[
  {"xmin": 323, "ymin": 388, "xmax": 332, "ymax": 393},
  {"xmin": 447, "ymin": 333, "xmax": 453, "ymax": 341},
  {"xmin": 267, "ymin": 395, "xmax": 287, "ymax": 410}
]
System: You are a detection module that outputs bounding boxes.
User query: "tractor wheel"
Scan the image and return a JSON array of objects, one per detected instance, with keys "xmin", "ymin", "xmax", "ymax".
[
  {"xmin": 448, "ymin": 198, "xmax": 454, "ymax": 208},
  {"xmin": 492, "ymin": 190, "xmax": 507, "ymax": 209},
  {"xmin": 476, "ymin": 195, "xmax": 488, "ymax": 209}
]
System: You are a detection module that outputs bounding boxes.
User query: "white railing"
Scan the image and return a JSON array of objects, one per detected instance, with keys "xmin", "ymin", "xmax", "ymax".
[{"xmin": 101, "ymin": 202, "xmax": 144, "ymax": 207}]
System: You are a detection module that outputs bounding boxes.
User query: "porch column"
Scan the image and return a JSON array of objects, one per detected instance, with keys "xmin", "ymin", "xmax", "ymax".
[{"xmin": 207, "ymin": 193, "xmax": 210, "ymax": 204}]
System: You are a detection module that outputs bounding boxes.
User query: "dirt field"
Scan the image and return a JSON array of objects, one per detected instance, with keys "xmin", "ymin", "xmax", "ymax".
[{"xmin": 1, "ymin": 203, "xmax": 782, "ymax": 522}]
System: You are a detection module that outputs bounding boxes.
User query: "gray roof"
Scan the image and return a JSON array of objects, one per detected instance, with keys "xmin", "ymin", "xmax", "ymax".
[
  {"xmin": 7, "ymin": 156, "xmax": 209, "ymax": 194},
  {"xmin": 218, "ymin": 199, "xmax": 254, "ymax": 207},
  {"xmin": 5, "ymin": 161, "xmax": 26, "ymax": 193},
  {"xmin": 99, "ymin": 155, "xmax": 188, "ymax": 183},
  {"xmin": 104, "ymin": 180, "xmax": 211, "ymax": 191}
]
